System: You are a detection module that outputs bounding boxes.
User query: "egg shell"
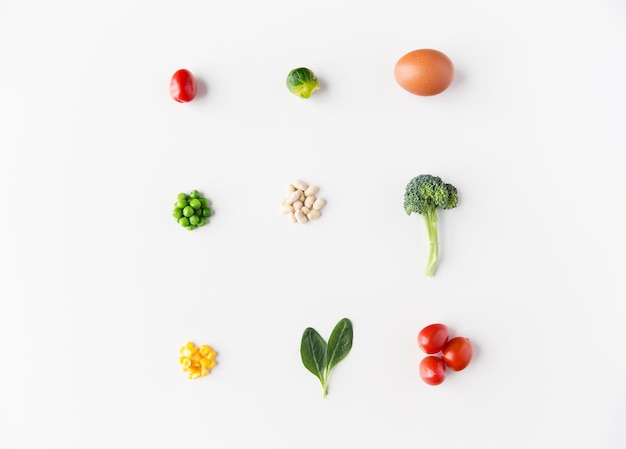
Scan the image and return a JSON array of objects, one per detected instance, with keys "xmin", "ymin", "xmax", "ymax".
[{"xmin": 394, "ymin": 49, "xmax": 454, "ymax": 96}]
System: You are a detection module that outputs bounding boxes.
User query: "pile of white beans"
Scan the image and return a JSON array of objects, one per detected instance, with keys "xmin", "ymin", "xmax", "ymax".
[{"xmin": 280, "ymin": 180, "xmax": 326, "ymax": 224}]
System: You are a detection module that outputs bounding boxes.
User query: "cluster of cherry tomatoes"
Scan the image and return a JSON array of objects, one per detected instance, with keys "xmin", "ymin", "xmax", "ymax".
[{"xmin": 417, "ymin": 323, "xmax": 473, "ymax": 386}]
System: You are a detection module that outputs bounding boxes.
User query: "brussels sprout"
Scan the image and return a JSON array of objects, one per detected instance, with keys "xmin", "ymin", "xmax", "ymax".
[{"xmin": 286, "ymin": 67, "xmax": 320, "ymax": 98}]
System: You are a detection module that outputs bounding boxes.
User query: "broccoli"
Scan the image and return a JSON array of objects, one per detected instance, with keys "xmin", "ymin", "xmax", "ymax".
[{"xmin": 404, "ymin": 174, "xmax": 458, "ymax": 277}]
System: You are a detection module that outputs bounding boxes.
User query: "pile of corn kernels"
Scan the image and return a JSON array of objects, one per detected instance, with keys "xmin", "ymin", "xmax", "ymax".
[
  {"xmin": 179, "ymin": 341, "xmax": 217, "ymax": 379},
  {"xmin": 280, "ymin": 180, "xmax": 326, "ymax": 224}
]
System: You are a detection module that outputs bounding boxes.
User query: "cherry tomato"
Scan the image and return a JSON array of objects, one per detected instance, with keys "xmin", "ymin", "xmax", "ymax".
[
  {"xmin": 419, "ymin": 356, "xmax": 446, "ymax": 386},
  {"xmin": 417, "ymin": 323, "xmax": 449, "ymax": 354},
  {"xmin": 169, "ymin": 69, "xmax": 197, "ymax": 103},
  {"xmin": 442, "ymin": 337, "xmax": 473, "ymax": 371}
]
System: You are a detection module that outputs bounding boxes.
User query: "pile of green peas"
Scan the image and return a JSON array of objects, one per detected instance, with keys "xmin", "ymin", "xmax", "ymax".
[{"xmin": 172, "ymin": 190, "xmax": 212, "ymax": 231}]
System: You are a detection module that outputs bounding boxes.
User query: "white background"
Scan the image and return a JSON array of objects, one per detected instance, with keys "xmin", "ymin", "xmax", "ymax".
[{"xmin": 1, "ymin": 1, "xmax": 625, "ymax": 448}]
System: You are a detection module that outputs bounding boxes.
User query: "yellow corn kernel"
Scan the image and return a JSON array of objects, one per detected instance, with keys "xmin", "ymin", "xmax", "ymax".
[{"xmin": 179, "ymin": 341, "xmax": 217, "ymax": 379}]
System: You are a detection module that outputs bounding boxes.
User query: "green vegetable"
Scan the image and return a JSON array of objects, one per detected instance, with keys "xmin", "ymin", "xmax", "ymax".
[
  {"xmin": 183, "ymin": 206, "xmax": 194, "ymax": 217},
  {"xmin": 300, "ymin": 318, "xmax": 353, "ymax": 398},
  {"xmin": 404, "ymin": 174, "xmax": 458, "ymax": 277},
  {"xmin": 286, "ymin": 67, "xmax": 320, "ymax": 98},
  {"xmin": 173, "ymin": 190, "xmax": 212, "ymax": 231}
]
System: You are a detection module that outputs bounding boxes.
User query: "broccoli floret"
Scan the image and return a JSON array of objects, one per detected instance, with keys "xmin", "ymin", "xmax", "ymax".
[{"xmin": 404, "ymin": 174, "xmax": 458, "ymax": 276}]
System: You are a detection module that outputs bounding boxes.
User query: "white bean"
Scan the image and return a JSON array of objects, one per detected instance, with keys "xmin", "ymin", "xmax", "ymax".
[
  {"xmin": 304, "ymin": 185, "xmax": 319, "ymax": 197},
  {"xmin": 307, "ymin": 209, "xmax": 321, "ymax": 220},
  {"xmin": 295, "ymin": 209, "xmax": 308, "ymax": 224},
  {"xmin": 283, "ymin": 180, "xmax": 325, "ymax": 223},
  {"xmin": 312, "ymin": 198, "xmax": 326, "ymax": 210},
  {"xmin": 284, "ymin": 190, "xmax": 301, "ymax": 205},
  {"xmin": 292, "ymin": 180, "xmax": 308, "ymax": 191}
]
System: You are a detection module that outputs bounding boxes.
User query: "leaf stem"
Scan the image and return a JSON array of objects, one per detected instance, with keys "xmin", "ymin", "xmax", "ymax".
[{"xmin": 322, "ymin": 367, "xmax": 328, "ymax": 398}]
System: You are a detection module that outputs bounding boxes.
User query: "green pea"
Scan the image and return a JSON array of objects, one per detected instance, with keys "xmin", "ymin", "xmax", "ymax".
[
  {"xmin": 172, "ymin": 191, "xmax": 212, "ymax": 230},
  {"xmin": 183, "ymin": 206, "xmax": 194, "ymax": 217}
]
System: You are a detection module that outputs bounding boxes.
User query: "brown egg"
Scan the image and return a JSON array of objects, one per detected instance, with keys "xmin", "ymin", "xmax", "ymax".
[{"xmin": 394, "ymin": 49, "xmax": 454, "ymax": 96}]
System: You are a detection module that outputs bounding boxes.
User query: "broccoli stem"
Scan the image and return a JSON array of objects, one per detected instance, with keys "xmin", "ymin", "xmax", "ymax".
[{"xmin": 423, "ymin": 210, "xmax": 439, "ymax": 277}]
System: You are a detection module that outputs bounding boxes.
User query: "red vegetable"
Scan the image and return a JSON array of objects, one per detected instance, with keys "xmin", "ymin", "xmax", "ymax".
[
  {"xmin": 417, "ymin": 323, "xmax": 449, "ymax": 354},
  {"xmin": 419, "ymin": 356, "xmax": 446, "ymax": 386},
  {"xmin": 442, "ymin": 337, "xmax": 473, "ymax": 371},
  {"xmin": 169, "ymin": 69, "xmax": 197, "ymax": 103}
]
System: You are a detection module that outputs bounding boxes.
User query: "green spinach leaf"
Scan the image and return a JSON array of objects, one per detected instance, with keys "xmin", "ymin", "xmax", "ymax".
[
  {"xmin": 326, "ymin": 318, "xmax": 353, "ymax": 372},
  {"xmin": 300, "ymin": 327, "xmax": 327, "ymax": 386},
  {"xmin": 300, "ymin": 318, "xmax": 353, "ymax": 398}
]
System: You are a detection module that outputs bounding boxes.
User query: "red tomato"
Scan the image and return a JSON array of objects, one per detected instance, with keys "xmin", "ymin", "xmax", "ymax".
[
  {"xmin": 417, "ymin": 323, "xmax": 449, "ymax": 354},
  {"xmin": 442, "ymin": 337, "xmax": 473, "ymax": 371},
  {"xmin": 419, "ymin": 356, "xmax": 446, "ymax": 386},
  {"xmin": 169, "ymin": 69, "xmax": 197, "ymax": 103}
]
